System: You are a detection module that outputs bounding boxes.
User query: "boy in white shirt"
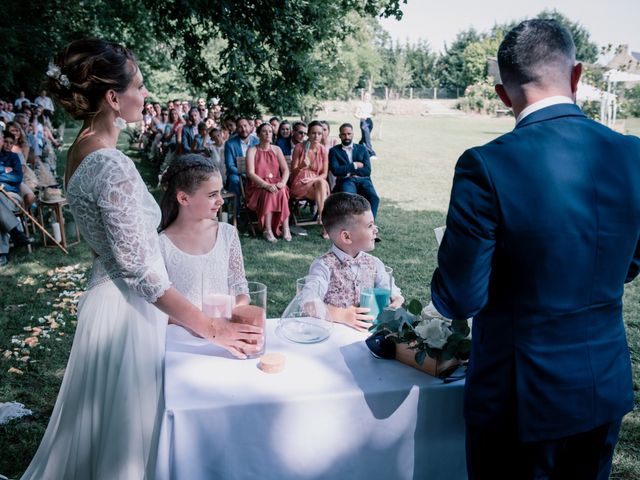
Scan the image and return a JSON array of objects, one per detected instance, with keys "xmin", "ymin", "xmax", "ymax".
[{"xmin": 307, "ymin": 193, "xmax": 403, "ymax": 331}]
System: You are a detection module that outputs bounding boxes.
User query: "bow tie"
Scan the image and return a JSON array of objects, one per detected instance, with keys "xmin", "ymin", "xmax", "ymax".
[{"xmin": 341, "ymin": 255, "xmax": 361, "ymax": 267}]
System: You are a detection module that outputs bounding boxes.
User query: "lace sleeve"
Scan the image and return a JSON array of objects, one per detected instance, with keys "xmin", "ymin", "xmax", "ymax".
[
  {"xmin": 95, "ymin": 156, "xmax": 170, "ymax": 303},
  {"xmin": 227, "ymin": 226, "xmax": 248, "ymax": 293}
]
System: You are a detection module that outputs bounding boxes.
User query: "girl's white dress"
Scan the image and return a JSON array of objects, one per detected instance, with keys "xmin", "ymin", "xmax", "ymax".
[
  {"xmin": 158, "ymin": 222, "xmax": 247, "ymax": 307},
  {"xmin": 21, "ymin": 148, "xmax": 171, "ymax": 480}
]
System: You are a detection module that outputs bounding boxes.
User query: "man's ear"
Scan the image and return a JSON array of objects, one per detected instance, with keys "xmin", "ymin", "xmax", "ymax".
[
  {"xmin": 570, "ymin": 63, "xmax": 582, "ymax": 95},
  {"xmin": 495, "ymin": 84, "xmax": 512, "ymax": 108},
  {"xmin": 339, "ymin": 229, "xmax": 352, "ymax": 245}
]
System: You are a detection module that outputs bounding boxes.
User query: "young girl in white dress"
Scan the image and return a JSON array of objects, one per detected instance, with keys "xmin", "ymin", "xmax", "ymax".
[
  {"xmin": 20, "ymin": 39, "xmax": 261, "ymax": 480},
  {"xmin": 158, "ymin": 155, "xmax": 248, "ymax": 325}
]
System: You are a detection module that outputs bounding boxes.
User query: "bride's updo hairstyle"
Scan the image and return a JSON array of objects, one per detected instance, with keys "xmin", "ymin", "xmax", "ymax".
[
  {"xmin": 47, "ymin": 38, "xmax": 138, "ymax": 120},
  {"xmin": 159, "ymin": 154, "xmax": 221, "ymax": 232}
]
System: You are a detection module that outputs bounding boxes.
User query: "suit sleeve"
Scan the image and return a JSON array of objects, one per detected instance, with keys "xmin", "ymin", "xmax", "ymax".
[
  {"xmin": 329, "ymin": 148, "xmax": 355, "ymax": 177},
  {"xmin": 224, "ymin": 141, "xmax": 239, "ymax": 177},
  {"xmin": 354, "ymin": 147, "xmax": 371, "ymax": 176},
  {"xmin": 430, "ymin": 148, "xmax": 499, "ymax": 319},
  {"xmin": 181, "ymin": 129, "xmax": 192, "ymax": 153}
]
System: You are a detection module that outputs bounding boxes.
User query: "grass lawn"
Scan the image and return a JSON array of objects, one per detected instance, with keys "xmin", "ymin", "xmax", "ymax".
[{"xmin": 1, "ymin": 113, "xmax": 639, "ymax": 478}]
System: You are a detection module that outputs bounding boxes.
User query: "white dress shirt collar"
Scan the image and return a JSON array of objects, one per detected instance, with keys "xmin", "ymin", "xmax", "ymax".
[
  {"xmin": 331, "ymin": 244, "xmax": 362, "ymax": 262},
  {"xmin": 516, "ymin": 95, "xmax": 574, "ymax": 125}
]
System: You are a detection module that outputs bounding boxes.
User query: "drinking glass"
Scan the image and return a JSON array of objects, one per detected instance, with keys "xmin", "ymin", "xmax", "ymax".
[
  {"xmin": 231, "ymin": 281, "xmax": 267, "ymax": 358},
  {"xmin": 201, "ymin": 272, "xmax": 233, "ymax": 319},
  {"xmin": 279, "ymin": 276, "xmax": 332, "ymax": 343}
]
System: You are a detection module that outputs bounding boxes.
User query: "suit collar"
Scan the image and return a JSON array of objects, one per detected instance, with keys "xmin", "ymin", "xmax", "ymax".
[{"xmin": 515, "ymin": 103, "xmax": 586, "ymax": 130}]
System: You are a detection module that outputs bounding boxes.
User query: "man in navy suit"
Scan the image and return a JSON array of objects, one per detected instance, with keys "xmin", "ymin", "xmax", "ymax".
[
  {"xmin": 431, "ymin": 19, "xmax": 639, "ymax": 479},
  {"xmin": 329, "ymin": 123, "xmax": 379, "ymax": 218},
  {"xmin": 224, "ymin": 117, "xmax": 259, "ymax": 212}
]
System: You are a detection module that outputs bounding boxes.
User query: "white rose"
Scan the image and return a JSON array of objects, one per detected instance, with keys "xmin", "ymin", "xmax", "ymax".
[{"xmin": 414, "ymin": 318, "xmax": 450, "ymax": 349}]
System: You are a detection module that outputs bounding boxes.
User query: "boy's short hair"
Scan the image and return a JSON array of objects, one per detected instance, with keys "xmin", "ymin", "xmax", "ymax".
[
  {"xmin": 3, "ymin": 130, "xmax": 15, "ymax": 141},
  {"xmin": 322, "ymin": 193, "xmax": 371, "ymax": 234}
]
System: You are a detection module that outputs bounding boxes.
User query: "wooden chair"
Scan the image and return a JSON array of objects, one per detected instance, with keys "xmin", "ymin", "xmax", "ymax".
[
  {"xmin": 286, "ymin": 154, "xmax": 318, "ymax": 227},
  {"xmin": 235, "ymin": 156, "xmax": 258, "ymax": 236}
]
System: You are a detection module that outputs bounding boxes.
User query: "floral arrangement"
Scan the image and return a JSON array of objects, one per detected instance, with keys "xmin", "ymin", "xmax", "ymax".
[{"xmin": 368, "ymin": 299, "xmax": 471, "ymax": 367}]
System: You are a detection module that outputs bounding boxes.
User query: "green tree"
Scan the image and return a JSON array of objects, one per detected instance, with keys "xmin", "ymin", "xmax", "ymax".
[
  {"xmin": 462, "ymin": 36, "xmax": 501, "ymax": 86},
  {"xmin": 437, "ymin": 28, "xmax": 481, "ymax": 96},
  {"xmin": 146, "ymin": 0, "xmax": 405, "ymax": 117},
  {"xmin": 405, "ymin": 40, "xmax": 438, "ymax": 90},
  {"xmin": 536, "ymin": 9, "xmax": 598, "ymax": 62}
]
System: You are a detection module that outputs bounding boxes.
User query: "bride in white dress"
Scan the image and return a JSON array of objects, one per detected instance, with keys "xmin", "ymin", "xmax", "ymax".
[{"xmin": 21, "ymin": 39, "xmax": 262, "ymax": 480}]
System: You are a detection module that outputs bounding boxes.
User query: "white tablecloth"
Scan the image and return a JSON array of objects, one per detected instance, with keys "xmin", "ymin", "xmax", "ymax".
[{"xmin": 156, "ymin": 320, "xmax": 467, "ymax": 480}]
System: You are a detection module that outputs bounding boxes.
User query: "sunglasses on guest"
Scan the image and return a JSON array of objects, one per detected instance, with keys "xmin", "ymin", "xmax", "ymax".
[{"xmin": 295, "ymin": 130, "xmax": 307, "ymax": 135}]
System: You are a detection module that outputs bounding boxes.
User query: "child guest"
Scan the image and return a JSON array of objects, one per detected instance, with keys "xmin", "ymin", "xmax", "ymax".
[
  {"xmin": 159, "ymin": 155, "xmax": 255, "ymax": 355},
  {"xmin": 306, "ymin": 192, "xmax": 403, "ymax": 331}
]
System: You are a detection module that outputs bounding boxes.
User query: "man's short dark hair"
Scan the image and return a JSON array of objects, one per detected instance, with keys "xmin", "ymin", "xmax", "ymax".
[
  {"xmin": 292, "ymin": 121, "xmax": 307, "ymax": 131},
  {"xmin": 339, "ymin": 123, "xmax": 353, "ymax": 132},
  {"xmin": 498, "ymin": 19, "xmax": 575, "ymax": 87},
  {"xmin": 322, "ymin": 193, "xmax": 371, "ymax": 234}
]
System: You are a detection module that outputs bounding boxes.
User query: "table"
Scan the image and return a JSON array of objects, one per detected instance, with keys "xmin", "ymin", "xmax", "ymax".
[{"xmin": 156, "ymin": 321, "xmax": 467, "ymax": 480}]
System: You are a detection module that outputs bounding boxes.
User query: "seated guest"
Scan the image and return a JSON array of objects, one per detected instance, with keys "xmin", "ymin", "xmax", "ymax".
[
  {"xmin": 222, "ymin": 116, "xmax": 236, "ymax": 141},
  {"xmin": 290, "ymin": 120, "xmax": 330, "ymax": 228},
  {"xmin": 269, "ymin": 116, "xmax": 280, "ymax": 142},
  {"xmin": 34, "ymin": 90, "xmax": 55, "ymax": 119},
  {"xmin": 3, "ymin": 126, "xmax": 36, "ymax": 208},
  {"xmin": 245, "ymin": 123, "xmax": 291, "ymax": 242},
  {"xmin": 0, "ymin": 131, "xmax": 24, "ymax": 197},
  {"xmin": 275, "ymin": 120, "xmax": 292, "ymax": 154},
  {"xmin": 208, "ymin": 127, "xmax": 226, "ymax": 182},
  {"xmin": 329, "ymin": 123, "xmax": 380, "ymax": 218},
  {"xmin": 291, "ymin": 121, "xmax": 307, "ymax": 150},
  {"xmin": 224, "ymin": 117, "xmax": 259, "ymax": 212},
  {"xmin": 190, "ymin": 121, "xmax": 208, "ymax": 155},
  {"xmin": 0, "ymin": 194, "xmax": 34, "ymax": 266},
  {"xmin": 320, "ymin": 121, "xmax": 338, "ymax": 148},
  {"xmin": 305, "ymin": 193, "xmax": 403, "ymax": 331},
  {"xmin": 181, "ymin": 107, "xmax": 201, "ymax": 153},
  {"xmin": 14, "ymin": 91, "xmax": 30, "ymax": 110}
]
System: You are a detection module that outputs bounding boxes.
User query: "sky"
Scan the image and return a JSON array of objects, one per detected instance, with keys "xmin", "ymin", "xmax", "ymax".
[{"xmin": 379, "ymin": 0, "xmax": 640, "ymax": 60}]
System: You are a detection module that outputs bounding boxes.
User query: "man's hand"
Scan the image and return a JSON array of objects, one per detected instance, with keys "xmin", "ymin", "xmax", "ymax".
[{"xmin": 353, "ymin": 161, "xmax": 364, "ymax": 169}]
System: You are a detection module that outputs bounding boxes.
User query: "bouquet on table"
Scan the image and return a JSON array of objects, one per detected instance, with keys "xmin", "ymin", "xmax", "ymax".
[{"xmin": 366, "ymin": 299, "xmax": 471, "ymax": 379}]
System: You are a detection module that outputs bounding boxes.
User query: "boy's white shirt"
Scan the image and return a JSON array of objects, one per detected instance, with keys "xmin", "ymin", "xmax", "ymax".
[{"xmin": 307, "ymin": 244, "xmax": 402, "ymax": 301}]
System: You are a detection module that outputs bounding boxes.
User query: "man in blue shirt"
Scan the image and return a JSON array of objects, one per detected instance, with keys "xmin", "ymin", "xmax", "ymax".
[{"xmin": 0, "ymin": 131, "xmax": 34, "ymax": 266}]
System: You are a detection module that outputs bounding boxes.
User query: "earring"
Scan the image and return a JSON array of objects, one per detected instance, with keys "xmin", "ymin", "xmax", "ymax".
[{"xmin": 113, "ymin": 113, "xmax": 127, "ymax": 130}]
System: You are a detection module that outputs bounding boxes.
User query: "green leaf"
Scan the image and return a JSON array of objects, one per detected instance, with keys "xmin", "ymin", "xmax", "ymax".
[
  {"xmin": 451, "ymin": 318, "xmax": 471, "ymax": 336},
  {"xmin": 415, "ymin": 350, "xmax": 427, "ymax": 365},
  {"xmin": 406, "ymin": 299, "xmax": 423, "ymax": 316},
  {"xmin": 425, "ymin": 346, "xmax": 440, "ymax": 359}
]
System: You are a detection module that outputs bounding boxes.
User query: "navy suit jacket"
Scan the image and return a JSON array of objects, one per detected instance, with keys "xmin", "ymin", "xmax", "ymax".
[
  {"xmin": 431, "ymin": 103, "xmax": 639, "ymax": 442},
  {"xmin": 328, "ymin": 143, "xmax": 371, "ymax": 180},
  {"xmin": 224, "ymin": 134, "xmax": 259, "ymax": 179}
]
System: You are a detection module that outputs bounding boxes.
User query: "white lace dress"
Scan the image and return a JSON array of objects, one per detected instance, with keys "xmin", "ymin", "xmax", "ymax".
[
  {"xmin": 21, "ymin": 148, "xmax": 171, "ymax": 480},
  {"xmin": 159, "ymin": 222, "xmax": 248, "ymax": 309}
]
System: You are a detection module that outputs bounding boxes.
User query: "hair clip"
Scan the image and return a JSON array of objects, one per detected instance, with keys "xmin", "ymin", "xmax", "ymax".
[{"xmin": 46, "ymin": 62, "xmax": 70, "ymax": 88}]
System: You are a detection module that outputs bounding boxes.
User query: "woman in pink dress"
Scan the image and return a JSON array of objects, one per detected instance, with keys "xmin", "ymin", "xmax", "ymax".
[
  {"xmin": 290, "ymin": 121, "xmax": 330, "ymax": 225},
  {"xmin": 245, "ymin": 123, "xmax": 291, "ymax": 243}
]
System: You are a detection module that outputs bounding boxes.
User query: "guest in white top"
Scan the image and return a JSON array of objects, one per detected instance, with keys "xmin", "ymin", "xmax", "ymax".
[
  {"xmin": 34, "ymin": 89, "xmax": 55, "ymax": 118},
  {"xmin": 306, "ymin": 193, "xmax": 403, "ymax": 331}
]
